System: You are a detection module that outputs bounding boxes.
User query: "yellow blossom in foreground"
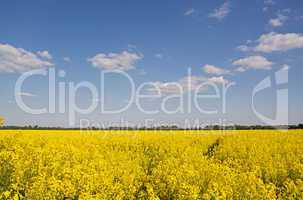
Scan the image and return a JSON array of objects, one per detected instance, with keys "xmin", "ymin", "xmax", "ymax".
[{"xmin": 0, "ymin": 129, "xmax": 302, "ymax": 199}]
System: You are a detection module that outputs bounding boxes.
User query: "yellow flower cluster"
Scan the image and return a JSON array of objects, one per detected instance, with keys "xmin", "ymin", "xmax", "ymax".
[{"xmin": 0, "ymin": 130, "xmax": 302, "ymax": 199}]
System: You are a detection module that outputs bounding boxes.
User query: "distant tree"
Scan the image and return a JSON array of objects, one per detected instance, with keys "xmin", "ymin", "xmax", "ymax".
[{"xmin": 0, "ymin": 116, "xmax": 4, "ymax": 126}]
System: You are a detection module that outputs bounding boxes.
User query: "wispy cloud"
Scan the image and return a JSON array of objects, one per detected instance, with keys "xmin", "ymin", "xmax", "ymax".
[
  {"xmin": 203, "ymin": 64, "xmax": 230, "ymax": 75},
  {"xmin": 209, "ymin": 1, "xmax": 230, "ymax": 20},
  {"xmin": 88, "ymin": 51, "xmax": 143, "ymax": 71},
  {"xmin": 148, "ymin": 75, "xmax": 233, "ymax": 94},
  {"xmin": 232, "ymin": 56, "xmax": 273, "ymax": 72},
  {"xmin": 148, "ymin": 76, "xmax": 206, "ymax": 94},
  {"xmin": 269, "ymin": 14, "xmax": 288, "ymax": 27},
  {"xmin": 37, "ymin": 50, "xmax": 52, "ymax": 60},
  {"xmin": 184, "ymin": 8, "xmax": 195, "ymax": 16},
  {"xmin": 208, "ymin": 76, "xmax": 232, "ymax": 85},
  {"xmin": 237, "ymin": 32, "xmax": 303, "ymax": 53},
  {"xmin": 255, "ymin": 32, "xmax": 303, "ymax": 53},
  {"xmin": 263, "ymin": 1, "xmax": 278, "ymax": 12},
  {"xmin": 0, "ymin": 43, "xmax": 54, "ymax": 73},
  {"xmin": 237, "ymin": 45, "xmax": 251, "ymax": 52}
]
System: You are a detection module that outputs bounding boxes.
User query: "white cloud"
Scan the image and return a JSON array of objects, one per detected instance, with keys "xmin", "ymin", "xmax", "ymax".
[
  {"xmin": 269, "ymin": 14, "xmax": 288, "ymax": 27},
  {"xmin": 255, "ymin": 32, "xmax": 303, "ymax": 53},
  {"xmin": 88, "ymin": 51, "xmax": 143, "ymax": 71},
  {"xmin": 63, "ymin": 57, "xmax": 71, "ymax": 62},
  {"xmin": 16, "ymin": 92, "xmax": 36, "ymax": 97},
  {"xmin": 37, "ymin": 50, "xmax": 52, "ymax": 60},
  {"xmin": 184, "ymin": 8, "xmax": 195, "ymax": 16},
  {"xmin": 208, "ymin": 76, "xmax": 231, "ymax": 85},
  {"xmin": 203, "ymin": 64, "xmax": 230, "ymax": 75},
  {"xmin": 232, "ymin": 56, "xmax": 273, "ymax": 72},
  {"xmin": 0, "ymin": 43, "xmax": 54, "ymax": 73},
  {"xmin": 237, "ymin": 32, "xmax": 303, "ymax": 53},
  {"xmin": 209, "ymin": 1, "xmax": 230, "ymax": 20}
]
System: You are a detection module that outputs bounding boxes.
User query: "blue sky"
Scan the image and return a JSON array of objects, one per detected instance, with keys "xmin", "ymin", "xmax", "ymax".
[{"xmin": 0, "ymin": 0, "xmax": 303, "ymax": 127}]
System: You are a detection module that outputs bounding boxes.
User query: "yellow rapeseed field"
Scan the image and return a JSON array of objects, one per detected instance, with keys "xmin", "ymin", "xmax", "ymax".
[{"xmin": 0, "ymin": 130, "xmax": 302, "ymax": 199}]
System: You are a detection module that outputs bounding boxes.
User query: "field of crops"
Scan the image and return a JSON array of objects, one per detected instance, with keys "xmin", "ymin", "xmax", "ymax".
[{"xmin": 0, "ymin": 130, "xmax": 302, "ymax": 199}]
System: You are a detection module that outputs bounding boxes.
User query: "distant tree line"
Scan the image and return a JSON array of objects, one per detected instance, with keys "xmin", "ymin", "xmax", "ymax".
[
  {"xmin": 203, "ymin": 124, "xmax": 303, "ymax": 130},
  {"xmin": 0, "ymin": 124, "xmax": 302, "ymax": 130}
]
